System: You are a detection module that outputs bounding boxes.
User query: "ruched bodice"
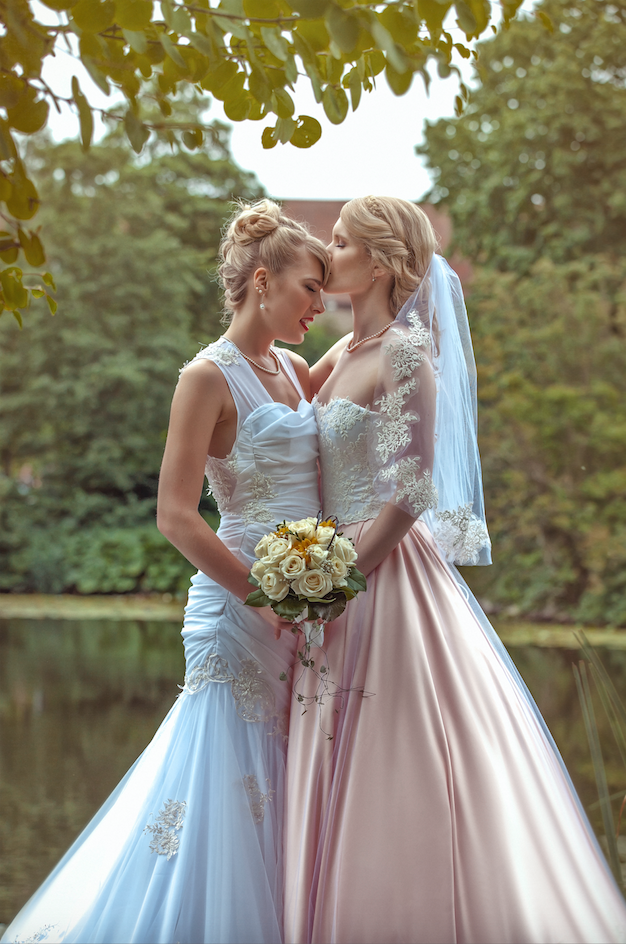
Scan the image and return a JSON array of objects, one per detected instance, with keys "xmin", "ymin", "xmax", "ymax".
[
  {"xmin": 314, "ymin": 396, "xmax": 385, "ymax": 526},
  {"xmin": 197, "ymin": 339, "xmax": 320, "ymax": 564}
]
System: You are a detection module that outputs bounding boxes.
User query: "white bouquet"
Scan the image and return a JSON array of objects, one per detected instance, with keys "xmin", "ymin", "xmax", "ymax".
[{"xmin": 244, "ymin": 515, "xmax": 367, "ymax": 648}]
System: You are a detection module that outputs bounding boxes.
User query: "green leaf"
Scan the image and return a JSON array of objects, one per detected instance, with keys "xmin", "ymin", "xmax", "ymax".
[
  {"xmin": 386, "ymin": 62, "xmax": 414, "ymax": 96},
  {"xmin": 159, "ymin": 32, "xmax": 187, "ymax": 70},
  {"xmin": 346, "ymin": 566, "xmax": 367, "ymax": 592},
  {"xmin": 455, "ymin": 0, "xmax": 477, "ymax": 36},
  {"xmin": 345, "ymin": 68, "xmax": 361, "ymax": 110},
  {"xmin": 188, "ymin": 31, "xmax": 213, "ymax": 57},
  {"xmin": 244, "ymin": 0, "xmax": 280, "ymax": 15},
  {"xmin": 289, "ymin": 0, "xmax": 329, "ymax": 18},
  {"xmin": 466, "ymin": 0, "xmax": 490, "ymax": 35},
  {"xmin": 114, "ymin": 0, "xmax": 153, "ymax": 31},
  {"xmin": 12, "ymin": 308, "xmax": 23, "ymax": 327},
  {"xmin": 6, "ymin": 173, "xmax": 39, "ymax": 221},
  {"xmin": 71, "ymin": 76, "xmax": 93, "ymax": 151},
  {"xmin": 31, "ymin": 288, "xmax": 45, "ymax": 298},
  {"xmin": 249, "ymin": 67, "xmax": 272, "ymax": 105},
  {"xmin": 18, "ymin": 228, "xmax": 46, "ymax": 267},
  {"xmin": 71, "ymin": 0, "xmax": 116, "ymax": 32},
  {"xmin": 290, "ymin": 113, "xmax": 322, "ymax": 148},
  {"xmin": 275, "ymin": 116, "xmax": 297, "ymax": 143},
  {"xmin": 7, "ymin": 96, "xmax": 49, "ymax": 135},
  {"xmin": 122, "ymin": 29, "xmax": 148, "ymax": 54},
  {"xmin": 43, "ymin": 272, "xmax": 57, "ymax": 291},
  {"xmin": 379, "ymin": 5, "xmax": 418, "ymax": 44},
  {"xmin": 260, "ymin": 26, "xmax": 289, "ymax": 61},
  {"xmin": 273, "ymin": 594, "xmax": 306, "ymax": 620},
  {"xmin": 417, "ymin": 0, "xmax": 452, "ymax": 36},
  {"xmin": 271, "ymin": 88, "xmax": 295, "ymax": 118},
  {"xmin": 244, "ymin": 588, "xmax": 272, "ymax": 607},
  {"xmin": 123, "ymin": 110, "xmax": 150, "ymax": 153},
  {"xmin": 261, "ymin": 125, "xmax": 278, "ymax": 149},
  {"xmin": 0, "ymin": 267, "xmax": 28, "ymax": 310},
  {"xmin": 201, "ymin": 59, "xmax": 238, "ymax": 93},
  {"xmin": 82, "ymin": 57, "xmax": 111, "ymax": 95},
  {"xmin": 46, "ymin": 294, "xmax": 58, "ymax": 315},
  {"xmin": 0, "ymin": 244, "xmax": 18, "ymax": 264},
  {"xmin": 325, "ymin": 5, "xmax": 360, "ymax": 53},
  {"xmin": 322, "ymin": 84, "xmax": 348, "ymax": 125},
  {"xmin": 367, "ymin": 16, "xmax": 407, "ymax": 74},
  {"xmin": 223, "ymin": 90, "xmax": 252, "ymax": 121},
  {"xmin": 0, "ymin": 120, "xmax": 17, "ymax": 161},
  {"xmin": 39, "ymin": 0, "xmax": 79, "ymax": 9},
  {"xmin": 535, "ymin": 10, "xmax": 554, "ymax": 32}
]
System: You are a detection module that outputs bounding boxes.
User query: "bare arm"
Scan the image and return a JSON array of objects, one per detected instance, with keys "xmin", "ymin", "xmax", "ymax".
[
  {"xmin": 309, "ymin": 333, "xmax": 351, "ymax": 396},
  {"xmin": 156, "ymin": 360, "xmax": 253, "ymax": 602},
  {"xmin": 352, "ymin": 502, "xmax": 417, "ymax": 577}
]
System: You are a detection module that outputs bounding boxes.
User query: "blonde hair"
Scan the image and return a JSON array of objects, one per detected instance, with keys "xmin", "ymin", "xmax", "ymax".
[
  {"xmin": 340, "ymin": 196, "xmax": 438, "ymax": 315},
  {"xmin": 218, "ymin": 199, "xmax": 330, "ymax": 317}
]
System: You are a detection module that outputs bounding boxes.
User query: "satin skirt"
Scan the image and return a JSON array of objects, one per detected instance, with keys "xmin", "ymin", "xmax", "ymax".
[
  {"xmin": 284, "ymin": 519, "xmax": 626, "ymax": 944},
  {"xmin": 3, "ymin": 572, "xmax": 296, "ymax": 944}
]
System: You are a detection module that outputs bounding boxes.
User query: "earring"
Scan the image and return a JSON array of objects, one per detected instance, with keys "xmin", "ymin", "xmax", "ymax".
[
  {"xmin": 256, "ymin": 286, "xmax": 265, "ymax": 310},
  {"xmin": 372, "ymin": 276, "xmax": 376, "ymax": 282}
]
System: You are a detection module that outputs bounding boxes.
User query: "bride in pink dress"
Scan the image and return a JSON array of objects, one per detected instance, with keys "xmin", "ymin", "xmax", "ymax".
[{"xmin": 284, "ymin": 196, "xmax": 626, "ymax": 944}]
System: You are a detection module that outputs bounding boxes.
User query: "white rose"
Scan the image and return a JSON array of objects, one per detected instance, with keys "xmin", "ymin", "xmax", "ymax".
[
  {"xmin": 307, "ymin": 544, "xmax": 328, "ymax": 569},
  {"xmin": 266, "ymin": 538, "xmax": 291, "ymax": 563},
  {"xmin": 315, "ymin": 525, "xmax": 336, "ymax": 548},
  {"xmin": 328, "ymin": 557, "xmax": 349, "ymax": 587},
  {"xmin": 333, "ymin": 537, "xmax": 358, "ymax": 565},
  {"xmin": 279, "ymin": 552, "xmax": 307, "ymax": 578},
  {"xmin": 292, "ymin": 569, "xmax": 333, "ymax": 599},
  {"xmin": 251, "ymin": 559, "xmax": 269, "ymax": 582},
  {"xmin": 288, "ymin": 518, "xmax": 317, "ymax": 540},
  {"xmin": 260, "ymin": 571, "xmax": 290, "ymax": 602},
  {"xmin": 254, "ymin": 533, "xmax": 273, "ymax": 558}
]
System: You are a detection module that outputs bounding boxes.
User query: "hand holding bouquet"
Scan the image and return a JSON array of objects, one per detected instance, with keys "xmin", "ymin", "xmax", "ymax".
[{"xmin": 244, "ymin": 515, "xmax": 367, "ymax": 632}]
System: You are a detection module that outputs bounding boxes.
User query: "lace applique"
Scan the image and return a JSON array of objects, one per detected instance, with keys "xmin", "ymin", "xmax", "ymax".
[
  {"xmin": 144, "ymin": 799, "xmax": 187, "ymax": 860},
  {"xmin": 181, "ymin": 654, "xmax": 276, "ymax": 723},
  {"xmin": 385, "ymin": 310, "xmax": 430, "ymax": 381},
  {"xmin": 232, "ymin": 659, "xmax": 276, "ymax": 722},
  {"xmin": 205, "ymin": 454, "xmax": 238, "ymax": 511},
  {"xmin": 13, "ymin": 926, "xmax": 57, "ymax": 943},
  {"xmin": 375, "ymin": 379, "xmax": 420, "ymax": 462},
  {"xmin": 268, "ymin": 707, "xmax": 289, "ymax": 743},
  {"xmin": 315, "ymin": 399, "xmax": 384, "ymax": 525},
  {"xmin": 182, "ymin": 653, "xmax": 235, "ymax": 693},
  {"xmin": 185, "ymin": 337, "xmax": 241, "ymax": 371},
  {"xmin": 243, "ymin": 775, "xmax": 275, "ymax": 825},
  {"xmin": 240, "ymin": 471, "xmax": 276, "ymax": 525},
  {"xmin": 380, "ymin": 461, "xmax": 438, "ymax": 517},
  {"xmin": 315, "ymin": 397, "xmax": 367, "ymax": 438},
  {"xmin": 434, "ymin": 503, "xmax": 490, "ymax": 565}
]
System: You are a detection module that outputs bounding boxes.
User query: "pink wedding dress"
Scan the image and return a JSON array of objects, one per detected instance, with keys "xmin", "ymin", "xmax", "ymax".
[{"xmin": 283, "ymin": 265, "xmax": 626, "ymax": 943}]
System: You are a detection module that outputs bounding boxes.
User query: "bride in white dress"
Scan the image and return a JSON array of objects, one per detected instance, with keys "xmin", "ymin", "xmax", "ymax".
[{"xmin": 2, "ymin": 200, "xmax": 329, "ymax": 944}]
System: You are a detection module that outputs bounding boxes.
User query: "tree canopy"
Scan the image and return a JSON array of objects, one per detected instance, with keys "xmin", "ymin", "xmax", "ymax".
[
  {"xmin": 418, "ymin": 0, "xmax": 626, "ymax": 271},
  {"xmin": 0, "ymin": 0, "xmax": 528, "ymax": 324}
]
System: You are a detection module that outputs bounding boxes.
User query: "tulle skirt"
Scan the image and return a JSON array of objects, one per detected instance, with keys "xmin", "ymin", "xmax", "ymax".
[
  {"xmin": 3, "ymin": 572, "xmax": 296, "ymax": 944},
  {"xmin": 284, "ymin": 519, "xmax": 626, "ymax": 944}
]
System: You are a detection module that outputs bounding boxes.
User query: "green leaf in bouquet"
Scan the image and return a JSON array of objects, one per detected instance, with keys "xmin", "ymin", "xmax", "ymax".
[
  {"xmin": 273, "ymin": 594, "xmax": 307, "ymax": 620},
  {"xmin": 244, "ymin": 588, "xmax": 272, "ymax": 607},
  {"xmin": 247, "ymin": 574, "xmax": 260, "ymax": 587},
  {"xmin": 311, "ymin": 595, "xmax": 348, "ymax": 623},
  {"xmin": 346, "ymin": 566, "xmax": 367, "ymax": 593}
]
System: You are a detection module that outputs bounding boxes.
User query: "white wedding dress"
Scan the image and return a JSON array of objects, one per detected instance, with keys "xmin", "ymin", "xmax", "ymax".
[{"xmin": 3, "ymin": 338, "xmax": 321, "ymax": 944}]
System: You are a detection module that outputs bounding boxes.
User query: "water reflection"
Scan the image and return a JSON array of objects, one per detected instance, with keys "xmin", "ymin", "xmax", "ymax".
[{"xmin": 1, "ymin": 617, "xmax": 625, "ymax": 926}]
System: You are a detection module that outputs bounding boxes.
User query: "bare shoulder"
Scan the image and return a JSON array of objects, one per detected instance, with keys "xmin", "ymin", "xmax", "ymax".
[
  {"xmin": 282, "ymin": 348, "xmax": 311, "ymax": 398},
  {"xmin": 310, "ymin": 332, "xmax": 352, "ymax": 395},
  {"xmin": 175, "ymin": 356, "xmax": 230, "ymax": 403}
]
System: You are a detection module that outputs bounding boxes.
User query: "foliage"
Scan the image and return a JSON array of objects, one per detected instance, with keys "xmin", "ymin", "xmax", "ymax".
[
  {"xmin": 0, "ymin": 127, "xmax": 257, "ymax": 594},
  {"xmin": 464, "ymin": 258, "xmax": 626, "ymax": 624},
  {"xmin": 0, "ymin": 0, "xmax": 528, "ymax": 324},
  {"xmin": 418, "ymin": 0, "xmax": 626, "ymax": 271}
]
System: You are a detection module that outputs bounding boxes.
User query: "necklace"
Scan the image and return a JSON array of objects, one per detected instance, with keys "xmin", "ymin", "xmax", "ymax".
[
  {"xmin": 346, "ymin": 321, "xmax": 395, "ymax": 353},
  {"xmin": 231, "ymin": 341, "xmax": 281, "ymax": 375}
]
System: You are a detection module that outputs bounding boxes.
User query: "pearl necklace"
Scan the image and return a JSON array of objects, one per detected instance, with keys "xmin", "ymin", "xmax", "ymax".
[
  {"xmin": 231, "ymin": 341, "xmax": 281, "ymax": 375},
  {"xmin": 346, "ymin": 321, "xmax": 395, "ymax": 353}
]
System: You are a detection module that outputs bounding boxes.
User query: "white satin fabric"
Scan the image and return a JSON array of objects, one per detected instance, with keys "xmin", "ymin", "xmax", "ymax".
[
  {"xmin": 284, "ymin": 397, "xmax": 626, "ymax": 944},
  {"xmin": 3, "ymin": 341, "xmax": 320, "ymax": 944}
]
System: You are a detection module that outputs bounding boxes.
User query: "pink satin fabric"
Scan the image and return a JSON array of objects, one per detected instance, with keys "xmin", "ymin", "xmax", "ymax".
[{"xmin": 284, "ymin": 519, "xmax": 626, "ymax": 944}]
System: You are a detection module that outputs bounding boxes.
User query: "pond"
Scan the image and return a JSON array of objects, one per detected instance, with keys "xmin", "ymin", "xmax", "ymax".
[{"xmin": 1, "ymin": 617, "xmax": 626, "ymax": 927}]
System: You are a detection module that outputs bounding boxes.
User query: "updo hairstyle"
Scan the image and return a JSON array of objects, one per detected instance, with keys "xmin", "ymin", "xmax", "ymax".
[
  {"xmin": 340, "ymin": 196, "xmax": 438, "ymax": 315},
  {"xmin": 218, "ymin": 199, "xmax": 330, "ymax": 317}
]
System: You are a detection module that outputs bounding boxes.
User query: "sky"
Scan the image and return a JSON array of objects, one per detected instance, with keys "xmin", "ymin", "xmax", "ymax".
[{"xmin": 38, "ymin": 3, "xmax": 506, "ymax": 201}]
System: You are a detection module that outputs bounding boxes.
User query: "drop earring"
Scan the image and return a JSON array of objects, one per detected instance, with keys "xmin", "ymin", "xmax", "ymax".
[
  {"xmin": 256, "ymin": 286, "xmax": 265, "ymax": 310},
  {"xmin": 372, "ymin": 276, "xmax": 376, "ymax": 282}
]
